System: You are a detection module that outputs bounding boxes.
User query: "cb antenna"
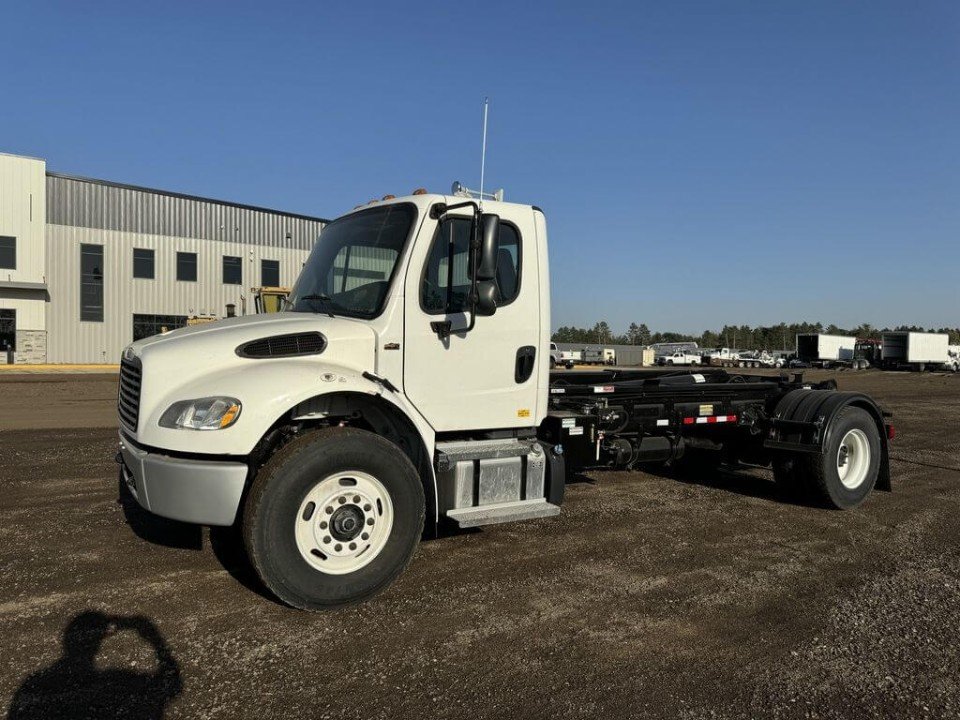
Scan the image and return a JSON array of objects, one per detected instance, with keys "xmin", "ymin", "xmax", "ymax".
[{"xmin": 479, "ymin": 97, "xmax": 489, "ymax": 209}]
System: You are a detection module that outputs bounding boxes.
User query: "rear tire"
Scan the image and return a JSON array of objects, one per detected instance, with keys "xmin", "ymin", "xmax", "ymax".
[
  {"xmin": 795, "ymin": 407, "xmax": 880, "ymax": 509},
  {"xmin": 243, "ymin": 427, "xmax": 425, "ymax": 610}
]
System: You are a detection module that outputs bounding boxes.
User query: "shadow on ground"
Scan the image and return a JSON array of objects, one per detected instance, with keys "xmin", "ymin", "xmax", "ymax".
[{"xmin": 7, "ymin": 611, "xmax": 182, "ymax": 719}]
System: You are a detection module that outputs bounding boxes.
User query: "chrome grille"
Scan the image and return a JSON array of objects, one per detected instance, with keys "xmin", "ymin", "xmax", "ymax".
[{"xmin": 118, "ymin": 356, "xmax": 142, "ymax": 431}]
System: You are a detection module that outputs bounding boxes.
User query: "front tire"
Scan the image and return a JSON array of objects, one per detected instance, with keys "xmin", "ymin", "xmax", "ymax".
[{"xmin": 243, "ymin": 427, "xmax": 425, "ymax": 610}]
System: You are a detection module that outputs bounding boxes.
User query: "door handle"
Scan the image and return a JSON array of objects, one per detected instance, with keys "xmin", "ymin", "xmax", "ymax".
[{"xmin": 515, "ymin": 346, "xmax": 536, "ymax": 383}]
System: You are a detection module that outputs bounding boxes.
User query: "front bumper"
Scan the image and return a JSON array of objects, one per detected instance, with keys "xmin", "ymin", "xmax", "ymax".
[{"xmin": 118, "ymin": 433, "xmax": 248, "ymax": 526}]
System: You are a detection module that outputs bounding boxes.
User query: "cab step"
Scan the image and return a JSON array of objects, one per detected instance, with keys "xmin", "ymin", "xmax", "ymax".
[{"xmin": 446, "ymin": 498, "xmax": 560, "ymax": 529}]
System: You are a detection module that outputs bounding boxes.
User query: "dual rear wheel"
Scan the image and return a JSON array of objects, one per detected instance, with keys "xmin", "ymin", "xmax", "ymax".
[{"xmin": 773, "ymin": 406, "xmax": 880, "ymax": 509}]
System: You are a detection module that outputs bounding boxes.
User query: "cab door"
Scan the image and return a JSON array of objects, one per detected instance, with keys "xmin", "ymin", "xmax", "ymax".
[{"xmin": 402, "ymin": 204, "xmax": 541, "ymax": 432}]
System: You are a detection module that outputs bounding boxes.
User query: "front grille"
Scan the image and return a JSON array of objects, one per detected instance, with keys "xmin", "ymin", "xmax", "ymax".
[
  {"xmin": 236, "ymin": 332, "xmax": 326, "ymax": 359},
  {"xmin": 118, "ymin": 356, "xmax": 142, "ymax": 431}
]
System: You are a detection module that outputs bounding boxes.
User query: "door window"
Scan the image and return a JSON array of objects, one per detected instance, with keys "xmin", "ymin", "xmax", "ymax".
[{"xmin": 421, "ymin": 218, "xmax": 521, "ymax": 314}]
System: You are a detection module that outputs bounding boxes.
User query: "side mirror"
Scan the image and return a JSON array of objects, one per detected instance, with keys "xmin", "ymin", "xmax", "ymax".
[
  {"xmin": 474, "ymin": 279, "xmax": 498, "ymax": 316},
  {"xmin": 476, "ymin": 213, "xmax": 500, "ymax": 281}
]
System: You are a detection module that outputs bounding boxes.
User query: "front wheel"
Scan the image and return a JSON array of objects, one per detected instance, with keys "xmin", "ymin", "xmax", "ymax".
[{"xmin": 243, "ymin": 427, "xmax": 425, "ymax": 610}]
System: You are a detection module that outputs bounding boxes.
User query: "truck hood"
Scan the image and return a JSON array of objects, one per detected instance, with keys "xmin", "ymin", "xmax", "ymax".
[
  {"xmin": 129, "ymin": 312, "xmax": 374, "ymax": 362},
  {"xmin": 124, "ymin": 312, "xmax": 378, "ymax": 451}
]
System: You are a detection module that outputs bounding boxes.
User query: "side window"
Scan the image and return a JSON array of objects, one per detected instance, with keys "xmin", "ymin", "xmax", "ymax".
[{"xmin": 421, "ymin": 218, "xmax": 521, "ymax": 314}]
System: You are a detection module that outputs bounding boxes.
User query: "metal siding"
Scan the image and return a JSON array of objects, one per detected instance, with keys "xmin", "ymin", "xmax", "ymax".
[
  {"xmin": 45, "ymin": 226, "xmax": 314, "ymax": 363},
  {"xmin": 43, "ymin": 175, "xmax": 325, "ymax": 363},
  {"xmin": 46, "ymin": 175, "xmax": 323, "ymax": 251}
]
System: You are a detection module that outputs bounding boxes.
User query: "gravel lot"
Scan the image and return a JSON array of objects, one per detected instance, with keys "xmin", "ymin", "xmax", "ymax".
[{"xmin": 1, "ymin": 370, "xmax": 959, "ymax": 719}]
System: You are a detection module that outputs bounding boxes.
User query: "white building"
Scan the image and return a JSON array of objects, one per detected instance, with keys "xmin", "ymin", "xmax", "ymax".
[{"xmin": 0, "ymin": 151, "xmax": 327, "ymax": 363}]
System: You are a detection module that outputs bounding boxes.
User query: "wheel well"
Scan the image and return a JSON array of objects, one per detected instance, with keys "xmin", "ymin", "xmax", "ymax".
[{"xmin": 258, "ymin": 392, "xmax": 437, "ymax": 532}]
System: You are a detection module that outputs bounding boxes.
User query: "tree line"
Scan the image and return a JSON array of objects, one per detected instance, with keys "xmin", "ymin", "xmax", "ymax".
[{"xmin": 552, "ymin": 322, "xmax": 960, "ymax": 349}]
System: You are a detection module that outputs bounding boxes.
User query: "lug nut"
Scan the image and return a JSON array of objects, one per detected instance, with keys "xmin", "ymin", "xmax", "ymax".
[
  {"xmin": 361, "ymin": 532, "xmax": 369, "ymax": 541},
  {"xmin": 325, "ymin": 506, "xmax": 333, "ymax": 515},
  {"xmin": 363, "ymin": 503, "xmax": 372, "ymax": 511},
  {"xmin": 349, "ymin": 542, "xmax": 357, "ymax": 551},
  {"xmin": 338, "ymin": 497, "xmax": 346, "ymax": 504},
  {"xmin": 319, "ymin": 521, "xmax": 328, "ymax": 529},
  {"xmin": 323, "ymin": 536, "xmax": 331, "ymax": 544},
  {"xmin": 366, "ymin": 518, "xmax": 374, "ymax": 526},
  {"xmin": 353, "ymin": 495, "xmax": 361, "ymax": 503},
  {"xmin": 334, "ymin": 544, "xmax": 342, "ymax": 552}
]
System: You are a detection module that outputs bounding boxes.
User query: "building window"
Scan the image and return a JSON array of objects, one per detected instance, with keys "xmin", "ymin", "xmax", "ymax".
[
  {"xmin": 0, "ymin": 309, "xmax": 14, "ymax": 351},
  {"xmin": 80, "ymin": 244, "xmax": 104, "ymax": 322},
  {"xmin": 133, "ymin": 248, "xmax": 155, "ymax": 279},
  {"xmin": 0, "ymin": 236, "xmax": 15, "ymax": 270},
  {"xmin": 177, "ymin": 252, "xmax": 197, "ymax": 282},
  {"xmin": 223, "ymin": 255, "xmax": 242, "ymax": 285},
  {"xmin": 261, "ymin": 259, "xmax": 280, "ymax": 287},
  {"xmin": 132, "ymin": 314, "xmax": 188, "ymax": 342}
]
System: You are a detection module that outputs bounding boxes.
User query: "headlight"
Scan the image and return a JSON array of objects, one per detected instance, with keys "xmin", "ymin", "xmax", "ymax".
[{"xmin": 159, "ymin": 397, "xmax": 242, "ymax": 431}]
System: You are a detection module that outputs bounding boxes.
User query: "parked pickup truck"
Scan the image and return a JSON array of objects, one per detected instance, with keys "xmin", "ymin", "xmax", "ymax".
[
  {"xmin": 657, "ymin": 350, "xmax": 701, "ymax": 366},
  {"xmin": 117, "ymin": 186, "xmax": 894, "ymax": 610}
]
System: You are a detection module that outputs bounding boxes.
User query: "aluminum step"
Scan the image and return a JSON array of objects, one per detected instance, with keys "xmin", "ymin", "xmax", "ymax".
[
  {"xmin": 446, "ymin": 498, "xmax": 561, "ymax": 529},
  {"xmin": 435, "ymin": 438, "xmax": 536, "ymax": 471}
]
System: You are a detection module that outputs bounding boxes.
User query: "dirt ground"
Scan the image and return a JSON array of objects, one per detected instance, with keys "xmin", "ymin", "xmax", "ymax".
[{"xmin": 1, "ymin": 370, "xmax": 959, "ymax": 719}]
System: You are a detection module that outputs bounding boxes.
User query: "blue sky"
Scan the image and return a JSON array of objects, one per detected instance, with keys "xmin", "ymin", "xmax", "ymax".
[{"xmin": 2, "ymin": 1, "xmax": 957, "ymax": 334}]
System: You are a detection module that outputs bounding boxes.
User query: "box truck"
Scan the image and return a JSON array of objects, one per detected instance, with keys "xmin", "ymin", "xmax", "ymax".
[
  {"xmin": 881, "ymin": 332, "xmax": 953, "ymax": 372},
  {"xmin": 795, "ymin": 334, "xmax": 857, "ymax": 368}
]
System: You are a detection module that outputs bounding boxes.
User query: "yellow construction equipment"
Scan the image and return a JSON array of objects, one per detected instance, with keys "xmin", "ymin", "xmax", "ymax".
[{"xmin": 252, "ymin": 286, "xmax": 291, "ymax": 314}]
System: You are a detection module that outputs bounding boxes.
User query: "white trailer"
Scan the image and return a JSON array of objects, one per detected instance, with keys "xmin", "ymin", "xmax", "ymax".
[
  {"xmin": 881, "ymin": 332, "xmax": 952, "ymax": 372},
  {"xmin": 795, "ymin": 334, "xmax": 856, "ymax": 367}
]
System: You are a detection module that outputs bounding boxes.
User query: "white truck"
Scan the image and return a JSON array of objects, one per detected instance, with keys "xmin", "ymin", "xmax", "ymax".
[
  {"xmin": 557, "ymin": 348, "xmax": 579, "ymax": 368},
  {"xmin": 704, "ymin": 347, "xmax": 740, "ymax": 367},
  {"xmin": 881, "ymin": 331, "xmax": 954, "ymax": 372},
  {"xmin": 117, "ymin": 188, "xmax": 894, "ymax": 610},
  {"xmin": 656, "ymin": 350, "xmax": 701, "ymax": 366},
  {"xmin": 549, "ymin": 342, "xmax": 562, "ymax": 369},
  {"xmin": 737, "ymin": 350, "xmax": 784, "ymax": 369},
  {"xmin": 582, "ymin": 347, "xmax": 616, "ymax": 366},
  {"xmin": 795, "ymin": 334, "xmax": 857, "ymax": 368}
]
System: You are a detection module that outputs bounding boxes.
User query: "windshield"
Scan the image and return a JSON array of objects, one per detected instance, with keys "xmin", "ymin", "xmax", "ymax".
[{"xmin": 287, "ymin": 203, "xmax": 417, "ymax": 318}]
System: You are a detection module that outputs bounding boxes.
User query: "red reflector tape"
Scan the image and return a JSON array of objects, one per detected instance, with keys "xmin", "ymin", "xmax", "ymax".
[
  {"xmin": 682, "ymin": 414, "xmax": 738, "ymax": 426},
  {"xmin": 886, "ymin": 424, "xmax": 895, "ymax": 440}
]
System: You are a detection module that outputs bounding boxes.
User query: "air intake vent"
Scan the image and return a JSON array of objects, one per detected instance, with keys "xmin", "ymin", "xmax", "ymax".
[{"xmin": 237, "ymin": 332, "xmax": 327, "ymax": 359}]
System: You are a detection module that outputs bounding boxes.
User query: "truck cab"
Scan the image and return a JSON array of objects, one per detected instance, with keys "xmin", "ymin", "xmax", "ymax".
[{"xmin": 118, "ymin": 190, "xmax": 553, "ymax": 609}]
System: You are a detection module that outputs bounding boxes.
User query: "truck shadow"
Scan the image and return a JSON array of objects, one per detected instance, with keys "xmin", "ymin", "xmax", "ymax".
[
  {"xmin": 644, "ymin": 462, "xmax": 810, "ymax": 507},
  {"xmin": 6, "ymin": 611, "xmax": 182, "ymax": 720},
  {"xmin": 117, "ymin": 474, "xmax": 202, "ymax": 551},
  {"xmin": 116, "ymin": 475, "xmax": 274, "ymax": 601}
]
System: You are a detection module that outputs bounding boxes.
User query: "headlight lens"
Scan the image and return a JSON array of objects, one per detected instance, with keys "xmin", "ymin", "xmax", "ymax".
[{"xmin": 159, "ymin": 397, "xmax": 242, "ymax": 431}]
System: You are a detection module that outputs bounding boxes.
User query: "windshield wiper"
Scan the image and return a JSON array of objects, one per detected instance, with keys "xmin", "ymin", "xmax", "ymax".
[{"xmin": 297, "ymin": 293, "xmax": 338, "ymax": 318}]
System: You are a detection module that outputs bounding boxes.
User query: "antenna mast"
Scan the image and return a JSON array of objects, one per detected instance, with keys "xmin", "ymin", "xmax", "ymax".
[{"xmin": 479, "ymin": 97, "xmax": 489, "ymax": 209}]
